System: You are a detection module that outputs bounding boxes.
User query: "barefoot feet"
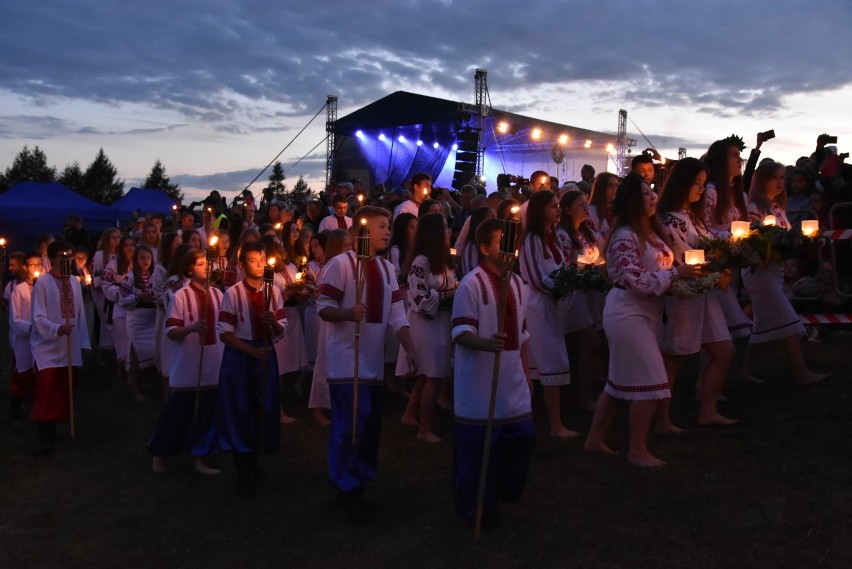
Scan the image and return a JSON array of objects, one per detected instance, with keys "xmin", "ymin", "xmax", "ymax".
[
  {"xmin": 550, "ymin": 426, "xmax": 580, "ymax": 439},
  {"xmin": 417, "ymin": 431, "xmax": 441, "ymax": 443},
  {"xmin": 698, "ymin": 413, "xmax": 739, "ymax": 427},
  {"xmin": 152, "ymin": 456, "xmax": 167, "ymax": 474},
  {"xmin": 627, "ymin": 450, "xmax": 666, "ymax": 468},
  {"xmin": 194, "ymin": 458, "xmax": 221, "ymax": 476}
]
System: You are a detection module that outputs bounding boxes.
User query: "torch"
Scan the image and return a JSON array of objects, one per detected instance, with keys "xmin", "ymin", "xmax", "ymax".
[
  {"xmin": 58, "ymin": 251, "xmax": 76, "ymax": 439},
  {"xmin": 473, "ymin": 205, "xmax": 520, "ymax": 541},
  {"xmin": 352, "ymin": 218, "xmax": 370, "ymax": 445},
  {"xmin": 192, "ymin": 235, "xmax": 218, "ymax": 425}
]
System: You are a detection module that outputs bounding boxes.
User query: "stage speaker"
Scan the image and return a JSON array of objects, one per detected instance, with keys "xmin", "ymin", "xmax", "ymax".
[{"xmin": 452, "ymin": 128, "xmax": 480, "ymax": 190}]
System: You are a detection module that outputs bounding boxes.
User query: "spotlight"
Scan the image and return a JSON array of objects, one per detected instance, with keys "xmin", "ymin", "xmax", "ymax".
[
  {"xmin": 452, "ymin": 143, "xmax": 458, "ymax": 150},
  {"xmin": 497, "ymin": 121, "xmax": 509, "ymax": 134},
  {"xmin": 433, "ymin": 142, "xmax": 440, "ymax": 149},
  {"xmin": 378, "ymin": 133, "xmax": 386, "ymax": 141},
  {"xmin": 356, "ymin": 130, "xmax": 364, "ymax": 138},
  {"xmin": 584, "ymin": 139, "xmax": 592, "ymax": 149},
  {"xmin": 558, "ymin": 134, "xmax": 569, "ymax": 145},
  {"xmin": 531, "ymin": 128, "xmax": 542, "ymax": 140},
  {"xmin": 398, "ymin": 135, "xmax": 406, "ymax": 143},
  {"xmin": 606, "ymin": 143, "xmax": 615, "ymax": 153},
  {"xmin": 417, "ymin": 140, "xmax": 423, "ymax": 146}
]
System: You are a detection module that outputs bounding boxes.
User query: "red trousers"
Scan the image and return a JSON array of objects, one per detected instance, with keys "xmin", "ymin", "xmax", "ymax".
[
  {"xmin": 11, "ymin": 369, "xmax": 36, "ymax": 400},
  {"xmin": 31, "ymin": 367, "xmax": 75, "ymax": 423}
]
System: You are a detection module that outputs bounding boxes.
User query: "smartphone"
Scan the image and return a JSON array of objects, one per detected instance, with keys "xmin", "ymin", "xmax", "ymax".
[{"xmin": 761, "ymin": 130, "xmax": 775, "ymax": 140}]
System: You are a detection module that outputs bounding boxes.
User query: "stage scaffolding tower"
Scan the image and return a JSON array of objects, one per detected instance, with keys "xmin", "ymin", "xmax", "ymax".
[
  {"xmin": 616, "ymin": 109, "xmax": 627, "ymax": 177},
  {"xmin": 474, "ymin": 68, "xmax": 489, "ymax": 179},
  {"xmin": 325, "ymin": 95, "xmax": 338, "ymax": 189}
]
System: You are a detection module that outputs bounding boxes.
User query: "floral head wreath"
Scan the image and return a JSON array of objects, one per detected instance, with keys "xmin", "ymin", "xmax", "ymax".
[{"xmin": 721, "ymin": 134, "xmax": 746, "ymax": 152}]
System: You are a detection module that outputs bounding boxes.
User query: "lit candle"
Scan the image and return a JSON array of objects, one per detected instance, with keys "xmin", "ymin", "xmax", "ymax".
[
  {"xmin": 762, "ymin": 215, "xmax": 776, "ymax": 226},
  {"xmin": 294, "ymin": 272, "xmax": 303, "ymax": 282},
  {"xmin": 801, "ymin": 220, "xmax": 819, "ymax": 237},
  {"xmin": 730, "ymin": 221, "xmax": 750, "ymax": 240},
  {"xmin": 576, "ymin": 254, "xmax": 592, "ymax": 267},
  {"xmin": 357, "ymin": 194, "xmax": 364, "ymax": 204},
  {"xmin": 85, "ymin": 273, "xmax": 93, "ymax": 285},
  {"xmin": 172, "ymin": 204, "xmax": 179, "ymax": 224},
  {"xmin": 684, "ymin": 250, "xmax": 705, "ymax": 265},
  {"xmin": 449, "ymin": 248, "xmax": 457, "ymax": 256},
  {"xmin": 33, "ymin": 270, "xmax": 40, "ymax": 283}
]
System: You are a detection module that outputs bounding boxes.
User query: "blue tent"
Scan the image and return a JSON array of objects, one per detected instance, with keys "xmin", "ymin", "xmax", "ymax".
[
  {"xmin": 0, "ymin": 182, "xmax": 117, "ymax": 252},
  {"xmin": 112, "ymin": 187, "xmax": 176, "ymax": 225}
]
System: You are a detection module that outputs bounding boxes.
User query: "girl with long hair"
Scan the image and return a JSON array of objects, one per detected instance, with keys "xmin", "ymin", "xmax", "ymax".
[
  {"xmin": 259, "ymin": 234, "xmax": 309, "ymax": 424},
  {"xmin": 588, "ymin": 172, "xmax": 619, "ymax": 238},
  {"xmin": 460, "ymin": 206, "xmax": 495, "ymax": 277},
  {"xmin": 398, "ymin": 213, "xmax": 457, "ymax": 443},
  {"xmin": 152, "ymin": 232, "xmax": 182, "ymax": 382},
  {"xmin": 103, "ymin": 236, "xmax": 136, "ymax": 384},
  {"xmin": 139, "ymin": 222, "xmax": 161, "ymax": 263},
  {"xmin": 702, "ymin": 138, "xmax": 753, "ymax": 340},
  {"xmin": 584, "ymin": 173, "xmax": 697, "ymax": 466},
  {"xmin": 556, "ymin": 190, "xmax": 604, "ymax": 410},
  {"xmin": 520, "ymin": 190, "xmax": 576, "ymax": 438},
  {"xmin": 656, "ymin": 158, "xmax": 736, "ymax": 428},
  {"xmin": 386, "ymin": 213, "xmax": 417, "ymax": 387},
  {"xmin": 91, "ymin": 228, "xmax": 121, "ymax": 356},
  {"xmin": 159, "ymin": 243, "xmax": 193, "ymax": 397},
  {"xmin": 119, "ymin": 244, "xmax": 158, "ymax": 401},
  {"xmin": 741, "ymin": 161, "xmax": 826, "ymax": 385}
]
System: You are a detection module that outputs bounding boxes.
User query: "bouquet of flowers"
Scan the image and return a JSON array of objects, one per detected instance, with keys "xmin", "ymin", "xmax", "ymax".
[
  {"xmin": 550, "ymin": 264, "xmax": 611, "ymax": 301},
  {"xmin": 669, "ymin": 271, "xmax": 723, "ymax": 299}
]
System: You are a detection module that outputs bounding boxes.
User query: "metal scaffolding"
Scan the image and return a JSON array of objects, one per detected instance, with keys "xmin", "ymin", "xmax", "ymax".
[{"xmin": 325, "ymin": 95, "xmax": 337, "ymax": 189}]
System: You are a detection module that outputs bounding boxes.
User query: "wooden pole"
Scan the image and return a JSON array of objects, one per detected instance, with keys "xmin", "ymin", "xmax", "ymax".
[
  {"xmin": 193, "ymin": 241, "xmax": 217, "ymax": 425},
  {"xmin": 60, "ymin": 253, "xmax": 76, "ymax": 439}
]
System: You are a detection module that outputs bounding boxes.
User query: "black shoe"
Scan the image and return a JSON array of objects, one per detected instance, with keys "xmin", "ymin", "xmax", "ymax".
[{"xmin": 336, "ymin": 489, "xmax": 375, "ymax": 525}]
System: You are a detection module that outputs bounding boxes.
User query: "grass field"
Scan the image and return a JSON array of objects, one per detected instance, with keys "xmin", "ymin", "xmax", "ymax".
[{"xmin": 1, "ymin": 326, "xmax": 851, "ymax": 569}]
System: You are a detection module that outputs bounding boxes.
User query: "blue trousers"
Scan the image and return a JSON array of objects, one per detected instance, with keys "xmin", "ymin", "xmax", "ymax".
[
  {"xmin": 452, "ymin": 419, "xmax": 535, "ymax": 522},
  {"xmin": 147, "ymin": 389, "xmax": 218, "ymax": 458},
  {"xmin": 328, "ymin": 383, "xmax": 383, "ymax": 492}
]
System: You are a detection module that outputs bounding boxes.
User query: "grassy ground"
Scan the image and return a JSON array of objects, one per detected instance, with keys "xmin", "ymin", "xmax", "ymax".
[{"xmin": 1, "ymin": 323, "xmax": 851, "ymax": 569}]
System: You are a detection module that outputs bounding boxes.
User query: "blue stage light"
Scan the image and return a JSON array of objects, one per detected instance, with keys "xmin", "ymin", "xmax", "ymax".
[
  {"xmin": 433, "ymin": 142, "xmax": 439, "ymax": 149},
  {"xmin": 452, "ymin": 143, "xmax": 458, "ymax": 150},
  {"xmin": 378, "ymin": 133, "xmax": 386, "ymax": 141},
  {"xmin": 398, "ymin": 135, "xmax": 406, "ymax": 143},
  {"xmin": 416, "ymin": 140, "xmax": 423, "ymax": 146},
  {"xmin": 356, "ymin": 130, "xmax": 364, "ymax": 138}
]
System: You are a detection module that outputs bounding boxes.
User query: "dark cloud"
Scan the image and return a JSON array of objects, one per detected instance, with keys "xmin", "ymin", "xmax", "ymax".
[{"xmin": 1, "ymin": 0, "xmax": 850, "ymax": 133}]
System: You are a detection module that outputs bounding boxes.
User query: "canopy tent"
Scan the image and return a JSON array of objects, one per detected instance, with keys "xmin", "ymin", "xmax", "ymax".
[
  {"xmin": 112, "ymin": 187, "xmax": 176, "ymax": 225},
  {"xmin": 0, "ymin": 182, "xmax": 117, "ymax": 252},
  {"xmin": 332, "ymin": 91, "xmax": 619, "ymax": 191}
]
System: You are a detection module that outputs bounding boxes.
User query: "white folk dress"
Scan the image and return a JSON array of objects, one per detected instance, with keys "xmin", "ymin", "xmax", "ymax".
[
  {"xmin": 519, "ymin": 232, "xmax": 571, "ymax": 386},
  {"xmin": 119, "ymin": 271, "xmax": 157, "ymax": 369},
  {"xmin": 603, "ymin": 228, "xmax": 676, "ymax": 401},
  {"xmin": 91, "ymin": 250, "xmax": 115, "ymax": 349},
  {"xmin": 164, "ymin": 284, "xmax": 224, "ymax": 389},
  {"xmin": 273, "ymin": 264, "xmax": 309, "ymax": 375},
  {"xmin": 658, "ymin": 211, "xmax": 730, "ymax": 355},
  {"xmin": 741, "ymin": 203, "xmax": 805, "ymax": 344},
  {"xmin": 703, "ymin": 183, "xmax": 752, "ymax": 338},
  {"xmin": 395, "ymin": 255, "xmax": 456, "ymax": 379},
  {"xmin": 555, "ymin": 226, "xmax": 597, "ymax": 333},
  {"xmin": 102, "ymin": 261, "xmax": 129, "ymax": 367}
]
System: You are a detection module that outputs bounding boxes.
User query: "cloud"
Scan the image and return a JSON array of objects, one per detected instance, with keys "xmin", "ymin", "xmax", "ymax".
[{"xmin": 2, "ymin": 0, "xmax": 849, "ymax": 131}]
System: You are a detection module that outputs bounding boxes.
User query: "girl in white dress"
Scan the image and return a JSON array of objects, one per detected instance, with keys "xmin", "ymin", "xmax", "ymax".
[
  {"xmin": 741, "ymin": 161, "xmax": 826, "ymax": 385},
  {"xmin": 584, "ymin": 174, "xmax": 697, "ymax": 467},
  {"xmin": 656, "ymin": 158, "xmax": 736, "ymax": 428},
  {"xmin": 90, "ymin": 228, "xmax": 120, "ymax": 355},
  {"xmin": 103, "ymin": 236, "xmax": 135, "ymax": 386},
  {"xmin": 119, "ymin": 245, "xmax": 158, "ymax": 401},
  {"xmin": 398, "ymin": 213, "xmax": 457, "ymax": 443},
  {"xmin": 520, "ymin": 190, "xmax": 576, "ymax": 438},
  {"xmin": 308, "ymin": 229, "xmax": 351, "ymax": 426},
  {"xmin": 152, "ymin": 232, "xmax": 183, "ymax": 394},
  {"xmin": 385, "ymin": 213, "xmax": 416, "ymax": 381},
  {"xmin": 557, "ymin": 190, "xmax": 604, "ymax": 410}
]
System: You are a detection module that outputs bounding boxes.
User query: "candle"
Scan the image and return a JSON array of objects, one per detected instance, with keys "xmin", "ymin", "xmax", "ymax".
[
  {"xmin": 762, "ymin": 215, "xmax": 776, "ymax": 227},
  {"xmin": 294, "ymin": 272, "xmax": 303, "ymax": 282},
  {"xmin": 801, "ymin": 220, "xmax": 819, "ymax": 237},
  {"xmin": 172, "ymin": 204, "xmax": 179, "ymax": 224},
  {"xmin": 730, "ymin": 221, "xmax": 750, "ymax": 240},
  {"xmin": 576, "ymin": 254, "xmax": 592, "ymax": 267},
  {"xmin": 85, "ymin": 274, "xmax": 93, "ymax": 285},
  {"xmin": 33, "ymin": 270, "xmax": 40, "ymax": 283},
  {"xmin": 356, "ymin": 218, "xmax": 371, "ymax": 258},
  {"xmin": 684, "ymin": 249, "xmax": 705, "ymax": 265},
  {"xmin": 449, "ymin": 248, "xmax": 457, "ymax": 256}
]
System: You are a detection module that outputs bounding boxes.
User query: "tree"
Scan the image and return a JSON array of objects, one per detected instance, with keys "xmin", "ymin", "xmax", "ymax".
[
  {"xmin": 142, "ymin": 158, "xmax": 183, "ymax": 202},
  {"xmin": 59, "ymin": 162, "xmax": 86, "ymax": 196},
  {"xmin": 264, "ymin": 161, "xmax": 287, "ymax": 203},
  {"xmin": 287, "ymin": 176, "xmax": 316, "ymax": 209},
  {"xmin": 83, "ymin": 148, "xmax": 124, "ymax": 204},
  {"xmin": 0, "ymin": 145, "xmax": 56, "ymax": 192}
]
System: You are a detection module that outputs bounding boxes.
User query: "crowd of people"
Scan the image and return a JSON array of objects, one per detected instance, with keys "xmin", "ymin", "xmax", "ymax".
[{"xmin": 2, "ymin": 132, "xmax": 848, "ymax": 526}]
